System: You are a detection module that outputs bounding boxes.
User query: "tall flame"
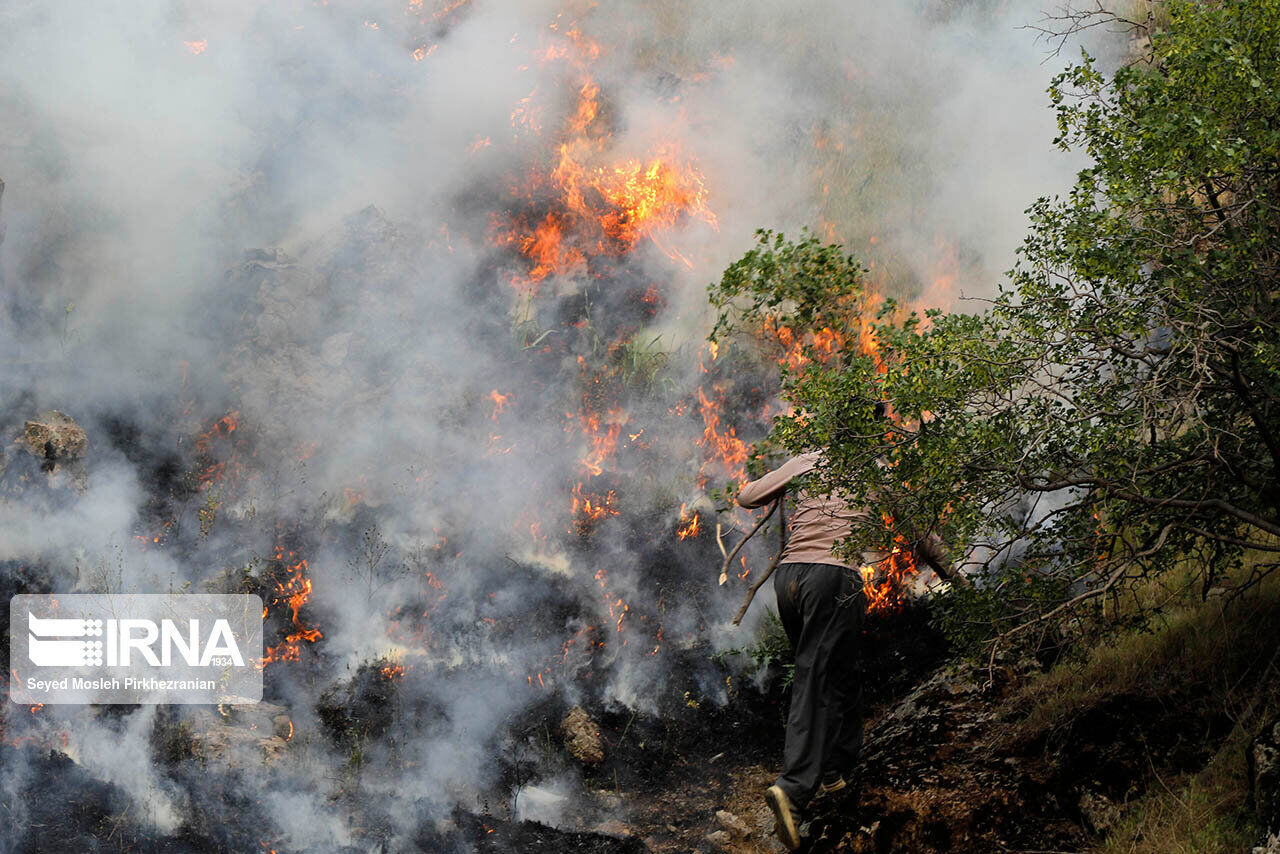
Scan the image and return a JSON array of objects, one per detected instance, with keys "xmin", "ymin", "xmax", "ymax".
[
  {"xmin": 491, "ymin": 23, "xmax": 716, "ymax": 290},
  {"xmin": 861, "ymin": 515, "xmax": 920, "ymax": 614}
]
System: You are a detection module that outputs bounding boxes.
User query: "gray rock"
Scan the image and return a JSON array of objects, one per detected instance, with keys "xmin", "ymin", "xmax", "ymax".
[
  {"xmin": 748, "ymin": 801, "xmax": 778, "ymax": 840},
  {"xmin": 21, "ymin": 410, "xmax": 88, "ymax": 489},
  {"xmin": 704, "ymin": 829, "xmax": 731, "ymax": 847},
  {"xmin": 715, "ymin": 809, "xmax": 749, "ymax": 837},
  {"xmin": 24, "ymin": 410, "xmax": 87, "ymax": 461},
  {"xmin": 593, "ymin": 790, "xmax": 623, "ymax": 810},
  {"xmin": 1078, "ymin": 790, "xmax": 1121, "ymax": 834},
  {"xmin": 272, "ymin": 713, "xmax": 294, "ymax": 741},
  {"xmin": 591, "ymin": 820, "xmax": 631, "ymax": 838},
  {"xmin": 1253, "ymin": 718, "xmax": 1280, "ymax": 832},
  {"xmin": 152, "ymin": 702, "xmax": 294, "ymax": 766}
]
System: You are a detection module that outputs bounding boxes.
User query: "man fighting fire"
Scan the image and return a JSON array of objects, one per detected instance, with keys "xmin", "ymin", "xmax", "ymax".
[{"xmin": 737, "ymin": 427, "xmax": 949, "ymax": 850}]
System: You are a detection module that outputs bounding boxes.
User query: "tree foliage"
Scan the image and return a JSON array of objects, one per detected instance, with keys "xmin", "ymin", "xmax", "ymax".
[{"xmin": 709, "ymin": 0, "xmax": 1280, "ymax": 652}]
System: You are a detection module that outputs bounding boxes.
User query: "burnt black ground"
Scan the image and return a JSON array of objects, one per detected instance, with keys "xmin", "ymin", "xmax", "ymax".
[{"xmin": 455, "ymin": 811, "xmax": 649, "ymax": 854}]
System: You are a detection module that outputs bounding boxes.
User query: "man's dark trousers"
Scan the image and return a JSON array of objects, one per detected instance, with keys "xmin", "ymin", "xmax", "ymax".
[{"xmin": 772, "ymin": 561, "xmax": 865, "ymax": 809}]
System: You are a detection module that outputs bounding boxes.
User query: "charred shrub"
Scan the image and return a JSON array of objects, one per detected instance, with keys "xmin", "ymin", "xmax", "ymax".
[
  {"xmin": 862, "ymin": 598, "xmax": 948, "ymax": 704},
  {"xmin": 317, "ymin": 657, "xmax": 401, "ymax": 745},
  {"xmin": 150, "ymin": 705, "xmax": 199, "ymax": 765}
]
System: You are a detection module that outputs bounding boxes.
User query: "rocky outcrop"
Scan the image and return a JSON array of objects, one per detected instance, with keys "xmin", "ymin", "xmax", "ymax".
[
  {"xmin": 24, "ymin": 410, "xmax": 87, "ymax": 462},
  {"xmin": 144, "ymin": 702, "xmax": 296, "ymax": 776},
  {"xmin": 153, "ymin": 702, "xmax": 294, "ymax": 765},
  {"xmin": 715, "ymin": 808, "xmax": 749, "ymax": 838},
  {"xmin": 3, "ymin": 410, "xmax": 89, "ymax": 489}
]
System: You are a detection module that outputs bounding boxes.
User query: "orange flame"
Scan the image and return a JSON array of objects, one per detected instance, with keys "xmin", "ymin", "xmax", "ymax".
[
  {"xmin": 491, "ymin": 21, "xmax": 716, "ymax": 290},
  {"xmin": 193, "ymin": 411, "xmax": 244, "ymax": 490},
  {"xmin": 578, "ymin": 405, "xmax": 623, "ymax": 476},
  {"xmin": 570, "ymin": 483, "xmax": 619, "ymax": 535},
  {"xmin": 195, "ymin": 411, "xmax": 239, "ymax": 453},
  {"xmin": 764, "ymin": 319, "xmax": 847, "ymax": 374},
  {"xmin": 489, "ymin": 389, "xmax": 510, "ymax": 421},
  {"xmin": 262, "ymin": 558, "xmax": 323, "ymax": 666},
  {"xmin": 696, "ymin": 385, "xmax": 749, "ymax": 484},
  {"xmin": 676, "ymin": 504, "xmax": 701, "ymax": 540},
  {"xmin": 860, "ymin": 515, "xmax": 920, "ymax": 614},
  {"xmin": 593, "ymin": 147, "xmax": 715, "ymax": 250}
]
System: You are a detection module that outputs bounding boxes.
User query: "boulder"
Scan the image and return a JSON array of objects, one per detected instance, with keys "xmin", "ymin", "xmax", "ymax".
[
  {"xmin": 590, "ymin": 820, "xmax": 631, "ymax": 838},
  {"xmin": 15, "ymin": 410, "xmax": 88, "ymax": 489},
  {"xmin": 272, "ymin": 712, "xmax": 294, "ymax": 741},
  {"xmin": 155, "ymin": 702, "xmax": 293, "ymax": 766},
  {"xmin": 24, "ymin": 410, "xmax": 87, "ymax": 462},
  {"xmin": 704, "ymin": 830, "xmax": 731, "ymax": 847},
  {"xmin": 715, "ymin": 809, "xmax": 749, "ymax": 838}
]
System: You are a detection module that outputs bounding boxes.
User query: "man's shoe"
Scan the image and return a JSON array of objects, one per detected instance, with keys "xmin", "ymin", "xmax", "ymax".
[
  {"xmin": 765, "ymin": 784, "xmax": 802, "ymax": 851},
  {"xmin": 813, "ymin": 773, "xmax": 846, "ymax": 800}
]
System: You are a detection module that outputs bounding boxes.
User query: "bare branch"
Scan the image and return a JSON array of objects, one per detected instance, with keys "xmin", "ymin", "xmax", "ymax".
[
  {"xmin": 719, "ymin": 500, "xmax": 777, "ymax": 586},
  {"xmin": 732, "ymin": 501, "xmax": 786, "ymax": 626}
]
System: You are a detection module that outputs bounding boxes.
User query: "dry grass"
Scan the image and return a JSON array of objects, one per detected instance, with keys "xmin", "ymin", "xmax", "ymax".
[
  {"xmin": 1007, "ymin": 561, "xmax": 1280, "ymax": 853},
  {"xmin": 1013, "ymin": 559, "xmax": 1280, "ymax": 730},
  {"xmin": 1093, "ymin": 739, "xmax": 1256, "ymax": 854}
]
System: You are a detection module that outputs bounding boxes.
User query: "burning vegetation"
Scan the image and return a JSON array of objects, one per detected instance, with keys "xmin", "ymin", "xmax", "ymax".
[{"xmin": 489, "ymin": 24, "xmax": 717, "ymax": 292}]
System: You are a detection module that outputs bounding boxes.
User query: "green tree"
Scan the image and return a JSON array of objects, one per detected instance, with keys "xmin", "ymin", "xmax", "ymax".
[{"xmin": 710, "ymin": 0, "xmax": 1280, "ymax": 653}]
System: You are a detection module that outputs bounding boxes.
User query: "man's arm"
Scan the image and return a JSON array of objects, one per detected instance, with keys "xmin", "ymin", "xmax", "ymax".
[
  {"xmin": 913, "ymin": 531, "xmax": 969, "ymax": 586},
  {"xmin": 737, "ymin": 453, "xmax": 819, "ymax": 509},
  {"xmin": 914, "ymin": 532, "xmax": 949, "ymax": 577}
]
